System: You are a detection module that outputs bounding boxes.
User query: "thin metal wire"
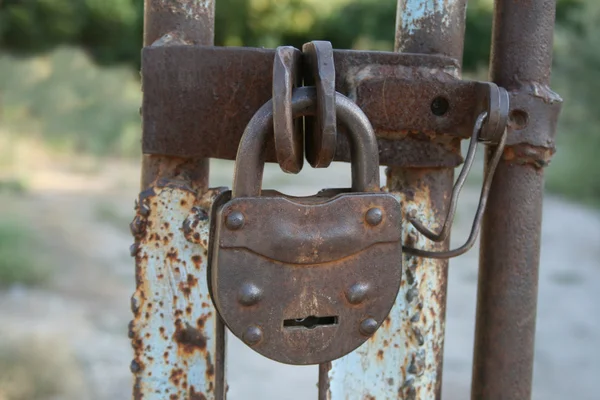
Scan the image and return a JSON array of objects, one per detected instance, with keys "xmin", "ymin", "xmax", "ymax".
[
  {"xmin": 403, "ymin": 124, "xmax": 508, "ymax": 259},
  {"xmin": 409, "ymin": 112, "xmax": 488, "ymax": 242}
]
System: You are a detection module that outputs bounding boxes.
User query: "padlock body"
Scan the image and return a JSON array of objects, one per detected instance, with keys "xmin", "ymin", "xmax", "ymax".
[{"xmin": 209, "ymin": 190, "xmax": 402, "ymax": 365}]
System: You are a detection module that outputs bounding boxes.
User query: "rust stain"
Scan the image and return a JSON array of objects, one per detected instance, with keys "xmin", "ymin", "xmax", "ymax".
[
  {"xmin": 503, "ymin": 144, "xmax": 554, "ymax": 168},
  {"xmin": 191, "ymin": 255, "xmax": 202, "ymax": 268},
  {"xmin": 178, "ymin": 282, "xmax": 192, "ymax": 296},
  {"xmin": 384, "ymin": 316, "xmax": 391, "ymax": 328},
  {"xmin": 169, "ymin": 367, "xmax": 184, "ymax": 386},
  {"xmin": 174, "ymin": 321, "xmax": 207, "ymax": 354},
  {"xmin": 187, "ymin": 274, "xmax": 198, "ymax": 287},
  {"xmin": 190, "ymin": 386, "xmax": 207, "ymax": 400}
]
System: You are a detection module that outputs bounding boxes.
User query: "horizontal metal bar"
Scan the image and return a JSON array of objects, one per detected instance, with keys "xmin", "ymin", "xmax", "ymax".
[{"xmin": 141, "ymin": 46, "xmax": 561, "ymax": 167}]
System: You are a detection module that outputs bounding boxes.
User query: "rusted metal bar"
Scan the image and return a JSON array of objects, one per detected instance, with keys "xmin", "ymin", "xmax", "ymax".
[
  {"xmin": 141, "ymin": 46, "xmax": 558, "ymax": 168},
  {"xmin": 130, "ymin": 1, "xmax": 225, "ymax": 399},
  {"xmin": 318, "ymin": 1, "xmax": 466, "ymax": 398},
  {"xmin": 472, "ymin": 0, "xmax": 561, "ymax": 398}
]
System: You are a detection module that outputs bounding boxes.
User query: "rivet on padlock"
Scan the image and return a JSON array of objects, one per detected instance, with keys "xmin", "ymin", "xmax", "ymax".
[{"xmin": 208, "ymin": 86, "xmax": 403, "ymax": 365}]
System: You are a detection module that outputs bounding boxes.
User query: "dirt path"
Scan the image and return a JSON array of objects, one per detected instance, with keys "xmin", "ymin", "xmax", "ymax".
[{"xmin": 0, "ymin": 159, "xmax": 598, "ymax": 399}]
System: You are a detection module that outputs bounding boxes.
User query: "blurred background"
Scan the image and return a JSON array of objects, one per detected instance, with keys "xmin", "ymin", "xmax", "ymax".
[{"xmin": 0, "ymin": 0, "xmax": 599, "ymax": 399}]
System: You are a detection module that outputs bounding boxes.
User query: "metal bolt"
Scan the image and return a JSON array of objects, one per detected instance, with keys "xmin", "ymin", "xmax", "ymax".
[
  {"xmin": 243, "ymin": 325, "xmax": 263, "ymax": 346},
  {"xmin": 359, "ymin": 318, "xmax": 378, "ymax": 336},
  {"xmin": 225, "ymin": 211, "xmax": 245, "ymax": 230},
  {"xmin": 238, "ymin": 283, "xmax": 262, "ymax": 306},
  {"xmin": 365, "ymin": 207, "xmax": 383, "ymax": 226},
  {"xmin": 345, "ymin": 282, "xmax": 370, "ymax": 305}
]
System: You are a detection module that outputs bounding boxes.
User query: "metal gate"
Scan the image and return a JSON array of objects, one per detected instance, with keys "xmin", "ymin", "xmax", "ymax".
[{"xmin": 129, "ymin": 0, "xmax": 562, "ymax": 398}]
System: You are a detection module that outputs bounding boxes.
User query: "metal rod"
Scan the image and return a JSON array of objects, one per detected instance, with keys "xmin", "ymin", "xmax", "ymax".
[
  {"xmin": 131, "ymin": 1, "xmax": 225, "ymax": 399},
  {"xmin": 408, "ymin": 112, "xmax": 486, "ymax": 243},
  {"xmin": 319, "ymin": 1, "xmax": 467, "ymax": 398},
  {"xmin": 471, "ymin": 0, "xmax": 558, "ymax": 398},
  {"xmin": 405, "ymin": 125, "xmax": 509, "ymax": 259}
]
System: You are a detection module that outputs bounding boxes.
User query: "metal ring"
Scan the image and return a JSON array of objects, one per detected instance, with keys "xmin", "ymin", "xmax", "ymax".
[
  {"xmin": 302, "ymin": 41, "xmax": 337, "ymax": 168},
  {"xmin": 479, "ymin": 83, "xmax": 509, "ymax": 144},
  {"xmin": 273, "ymin": 46, "xmax": 303, "ymax": 174}
]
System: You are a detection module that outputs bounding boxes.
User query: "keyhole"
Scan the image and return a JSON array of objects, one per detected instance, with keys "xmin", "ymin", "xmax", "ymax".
[{"xmin": 283, "ymin": 315, "xmax": 338, "ymax": 329}]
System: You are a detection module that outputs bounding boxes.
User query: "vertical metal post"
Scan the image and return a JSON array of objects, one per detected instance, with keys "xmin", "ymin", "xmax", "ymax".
[
  {"xmin": 472, "ymin": 0, "xmax": 558, "ymax": 398},
  {"xmin": 130, "ymin": 1, "xmax": 225, "ymax": 399},
  {"xmin": 319, "ymin": 1, "xmax": 467, "ymax": 398}
]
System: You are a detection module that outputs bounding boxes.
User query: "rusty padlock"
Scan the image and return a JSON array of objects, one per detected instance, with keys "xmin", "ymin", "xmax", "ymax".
[{"xmin": 208, "ymin": 87, "xmax": 402, "ymax": 365}]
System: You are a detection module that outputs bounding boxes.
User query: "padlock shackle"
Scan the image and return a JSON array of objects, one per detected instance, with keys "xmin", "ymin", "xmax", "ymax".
[{"xmin": 233, "ymin": 86, "xmax": 380, "ymax": 198}]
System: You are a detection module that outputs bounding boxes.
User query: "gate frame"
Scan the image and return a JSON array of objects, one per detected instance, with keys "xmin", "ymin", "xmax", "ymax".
[{"xmin": 133, "ymin": 0, "xmax": 560, "ymax": 399}]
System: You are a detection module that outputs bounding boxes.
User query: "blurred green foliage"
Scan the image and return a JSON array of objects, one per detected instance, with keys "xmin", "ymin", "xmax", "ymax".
[
  {"xmin": 0, "ymin": 0, "xmax": 598, "ymax": 204},
  {"xmin": 0, "ymin": 217, "xmax": 49, "ymax": 287},
  {"xmin": 0, "ymin": 0, "xmax": 586, "ymax": 69},
  {"xmin": 0, "ymin": 48, "xmax": 141, "ymax": 156},
  {"xmin": 546, "ymin": 0, "xmax": 600, "ymax": 206}
]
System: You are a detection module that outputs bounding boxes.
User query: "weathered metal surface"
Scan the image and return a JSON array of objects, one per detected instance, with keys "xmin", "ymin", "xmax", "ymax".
[
  {"xmin": 141, "ymin": 46, "xmax": 457, "ymax": 167},
  {"xmin": 303, "ymin": 41, "xmax": 337, "ymax": 168},
  {"xmin": 209, "ymin": 86, "xmax": 402, "ymax": 365},
  {"xmin": 141, "ymin": 45, "xmax": 280, "ymax": 166},
  {"xmin": 211, "ymin": 191, "xmax": 402, "ymax": 365},
  {"xmin": 142, "ymin": 44, "xmax": 559, "ymax": 168},
  {"xmin": 145, "ymin": 46, "xmax": 553, "ymax": 167},
  {"xmin": 130, "ymin": 183, "xmax": 225, "ymax": 399},
  {"xmin": 137, "ymin": 1, "xmax": 220, "ymax": 399},
  {"xmin": 319, "ymin": 169, "xmax": 451, "ymax": 399},
  {"xmin": 273, "ymin": 46, "xmax": 303, "ymax": 173},
  {"xmin": 472, "ymin": 0, "xmax": 560, "ymax": 398},
  {"xmin": 395, "ymin": 0, "xmax": 467, "ymax": 65},
  {"xmin": 144, "ymin": 0, "xmax": 215, "ymax": 46}
]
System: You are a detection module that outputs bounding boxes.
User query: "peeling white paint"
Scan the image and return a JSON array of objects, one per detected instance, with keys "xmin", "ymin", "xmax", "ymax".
[
  {"xmin": 130, "ymin": 186, "xmax": 221, "ymax": 399},
  {"xmin": 396, "ymin": 0, "xmax": 460, "ymax": 35}
]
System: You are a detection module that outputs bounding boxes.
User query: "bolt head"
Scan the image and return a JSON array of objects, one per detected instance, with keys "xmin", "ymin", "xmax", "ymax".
[
  {"xmin": 238, "ymin": 283, "xmax": 262, "ymax": 306},
  {"xmin": 225, "ymin": 211, "xmax": 245, "ymax": 230},
  {"xmin": 365, "ymin": 208, "xmax": 383, "ymax": 226},
  {"xmin": 243, "ymin": 325, "xmax": 263, "ymax": 346},
  {"xmin": 359, "ymin": 318, "xmax": 378, "ymax": 336},
  {"xmin": 345, "ymin": 282, "xmax": 370, "ymax": 305}
]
